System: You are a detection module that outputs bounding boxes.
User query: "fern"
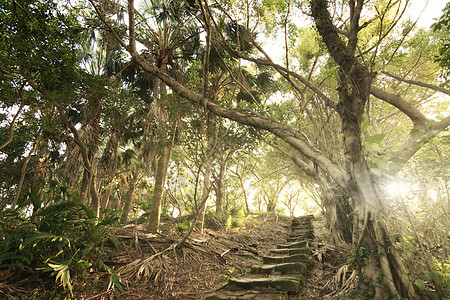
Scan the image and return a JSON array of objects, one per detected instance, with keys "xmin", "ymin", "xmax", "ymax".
[{"xmin": 0, "ymin": 198, "xmax": 121, "ymax": 294}]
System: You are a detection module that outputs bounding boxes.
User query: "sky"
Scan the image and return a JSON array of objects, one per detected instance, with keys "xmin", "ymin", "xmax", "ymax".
[{"xmin": 409, "ymin": 0, "xmax": 448, "ymax": 28}]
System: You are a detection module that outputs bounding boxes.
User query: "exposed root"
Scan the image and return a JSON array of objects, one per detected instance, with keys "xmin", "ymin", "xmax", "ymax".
[
  {"xmin": 0, "ymin": 282, "xmax": 26, "ymax": 298},
  {"xmin": 117, "ymin": 243, "xmax": 177, "ymax": 280},
  {"xmin": 323, "ymin": 264, "xmax": 357, "ymax": 298}
]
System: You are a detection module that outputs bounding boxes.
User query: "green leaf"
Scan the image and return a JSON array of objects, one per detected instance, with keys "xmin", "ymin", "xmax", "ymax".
[
  {"xmin": 371, "ymin": 168, "xmax": 383, "ymax": 177},
  {"xmin": 365, "ymin": 134, "xmax": 386, "ymax": 144},
  {"xmin": 415, "ymin": 279, "xmax": 426, "ymax": 291},
  {"xmin": 108, "ymin": 272, "xmax": 127, "ymax": 292},
  {"xmin": 365, "ymin": 143, "xmax": 382, "ymax": 153},
  {"xmin": 376, "ymin": 158, "xmax": 389, "ymax": 171},
  {"xmin": 75, "ymin": 259, "xmax": 92, "ymax": 270},
  {"xmin": 49, "ymin": 262, "xmax": 73, "ymax": 293},
  {"xmin": 361, "ymin": 121, "xmax": 369, "ymax": 134}
]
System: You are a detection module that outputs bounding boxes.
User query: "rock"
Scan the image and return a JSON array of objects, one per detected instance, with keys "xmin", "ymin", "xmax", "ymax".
[
  {"xmin": 206, "ymin": 290, "xmax": 288, "ymax": 300},
  {"xmin": 277, "ymin": 241, "xmax": 308, "ymax": 249},
  {"xmin": 228, "ymin": 276, "xmax": 301, "ymax": 292},
  {"xmin": 263, "ymin": 253, "xmax": 311, "ymax": 264},
  {"xmin": 269, "ymin": 248, "xmax": 311, "ymax": 256},
  {"xmin": 251, "ymin": 262, "xmax": 307, "ymax": 274}
]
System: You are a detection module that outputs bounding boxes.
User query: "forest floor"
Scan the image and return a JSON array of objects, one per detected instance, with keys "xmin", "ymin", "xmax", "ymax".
[{"xmin": 3, "ymin": 214, "xmax": 354, "ymax": 299}]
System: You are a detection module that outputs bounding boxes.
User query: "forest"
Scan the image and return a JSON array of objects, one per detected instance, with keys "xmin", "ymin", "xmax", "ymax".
[{"xmin": 0, "ymin": 0, "xmax": 449, "ymax": 299}]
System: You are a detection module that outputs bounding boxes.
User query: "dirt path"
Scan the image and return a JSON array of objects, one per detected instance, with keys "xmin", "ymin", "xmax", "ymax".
[{"xmin": 3, "ymin": 214, "xmax": 352, "ymax": 299}]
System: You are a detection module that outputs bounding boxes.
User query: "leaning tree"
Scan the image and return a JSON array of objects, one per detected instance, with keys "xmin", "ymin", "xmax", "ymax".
[{"xmin": 90, "ymin": 0, "xmax": 449, "ymax": 298}]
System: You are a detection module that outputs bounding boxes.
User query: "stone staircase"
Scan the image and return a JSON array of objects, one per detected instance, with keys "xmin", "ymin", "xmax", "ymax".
[{"xmin": 206, "ymin": 215, "xmax": 314, "ymax": 300}]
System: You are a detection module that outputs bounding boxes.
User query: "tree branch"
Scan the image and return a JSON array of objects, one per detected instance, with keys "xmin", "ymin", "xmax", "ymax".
[
  {"xmin": 370, "ymin": 85, "xmax": 430, "ymax": 127},
  {"xmin": 359, "ymin": 0, "xmax": 401, "ymax": 30},
  {"xmin": 310, "ymin": 0, "xmax": 357, "ymax": 73},
  {"xmin": 381, "ymin": 71, "xmax": 450, "ymax": 96},
  {"xmin": 88, "ymin": 0, "xmax": 130, "ymax": 52},
  {"xmin": 0, "ymin": 99, "xmax": 24, "ymax": 151},
  {"xmin": 348, "ymin": 0, "xmax": 364, "ymax": 54},
  {"xmin": 128, "ymin": 0, "xmax": 136, "ymax": 52}
]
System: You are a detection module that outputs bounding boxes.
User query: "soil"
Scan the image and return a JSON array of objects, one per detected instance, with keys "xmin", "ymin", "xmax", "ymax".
[{"xmin": 1, "ymin": 214, "xmax": 354, "ymax": 299}]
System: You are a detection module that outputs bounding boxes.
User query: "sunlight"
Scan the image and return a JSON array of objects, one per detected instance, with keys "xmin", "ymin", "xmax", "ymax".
[{"xmin": 386, "ymin": 182, "xmax": 408, "ymax": 197}]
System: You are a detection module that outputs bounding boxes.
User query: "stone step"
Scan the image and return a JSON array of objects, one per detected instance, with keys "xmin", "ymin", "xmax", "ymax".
[
  {"xmin": 263, "ymin": 253, "xmax": 311, "ymax": 264},
  {"xmin": 291, "ymin": 223, "xmax": 312, "ymax": 229},
  {"xmin": 292, "ymin": 220, "xmax": 311, "ymax": 224},
  {"xmin": 288, "ymin": 235, "xmax": 314, "ymax": 241},
  {"xmin": 206, "ymin": 289, "xmax": 288, "ymax": 300},
  {"xmin": 292, "ymin": 215, "xmax": 314, "ymax": 222},
  {"xmin": 269, "ymin": 248, "xmax": 310, "ymax": 256},
  {"xmin": 289, "ymin": 231, "xmax": 314, "ymax": 237},
  {"xmin": 286, "ymin": 237, "xmax": 313, "ymax": 243},
  {"xmin": 251, "ymin": 262, "xmax": 307, "ymax": 275},
  {"xmin": 290, "ymin": 226, "xmax": 313, "ymax": 231},
  {"xmin": 277, "ymin": 241, "xmax": 308, "ymax": 249},
  {"xmin": 290, "ymin": 229, "xmax": 313, "ymax": 234},
  {"xmin": 228, "ymin": 276, "xmax": 301, "ymax": 292},
  {"xmin": 291, "ymin": 226, "xmax": 310, "ymax": 230}
]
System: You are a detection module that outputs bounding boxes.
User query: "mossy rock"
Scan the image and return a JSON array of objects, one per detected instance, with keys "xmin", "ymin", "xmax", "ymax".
[
  {"xmin": 277, "ymin": 241, "xmax": 307, "ymax": 249},
  {"xmin": 252, "ymin": 262, "xmax": 307, "ymax": 275},
  {"xmin": 206, "ymin": 290, "xmax": 288, "ymax": 300},
  {"xmin": 269, "ymin": 247, "xmax": 310, "ymax": 256},
  {"xmin": 228, "ymin": 277, "xmax": 300, "ymax": 292}
]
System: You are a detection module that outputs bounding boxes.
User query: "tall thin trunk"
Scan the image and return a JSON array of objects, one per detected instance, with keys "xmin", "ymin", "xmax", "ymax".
[
  {"xmin": 215, "ymin": 149, "xmax": 228, "ymax": 214},
  {"xmin": 30, "ymin": 134, "xmax": 50, "ymax": 223},
  {"xmin": 79, "ymin": 169, "xmax": 90, "ymax": 203},
  {"xmin": 147, "ymin": 55, "xmax": 174, "ymax": 231},
  {"xmin": 147, "ymin": 141, "xmax": 172, "ymax": 232},
  {"xmin": 12, "ymin": 133, "xmax": 40, "ymax": 210},
  {"xmin": 120, "ymin": 123, "xmax": 151, "ymax": 223},
  {"xmin": 198, "ymin": 148, "xmax": 213, "ymax": 233},
  {"xmin": 100, "ymin": 130, "xmax": 120, "ymax": 210}
]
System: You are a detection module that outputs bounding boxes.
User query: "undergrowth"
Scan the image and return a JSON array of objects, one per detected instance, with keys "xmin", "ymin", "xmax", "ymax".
[{"xmin": 0, "ymin": 198, "xmax": 124, "ymax": 297}]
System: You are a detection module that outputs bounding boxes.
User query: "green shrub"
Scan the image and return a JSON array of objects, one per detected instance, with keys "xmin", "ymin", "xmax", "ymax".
[{"xmin": 0, "ymin": 198, "xmax": 121, "ymax": 295}]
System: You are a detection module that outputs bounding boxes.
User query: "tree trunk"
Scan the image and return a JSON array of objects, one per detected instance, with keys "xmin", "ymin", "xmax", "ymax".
[
  {"xmin": 198, "ymin": 153, "xmax": 213, "ymax": 233},
  {"xmin": 30, "ymin": 134, "xmax": 50, "ymax": 223},
  {"xmin": 100, "ymin": 130, "xmax": 120, "ymax": 210},
  {"xmin": 214, "ymin": 148, "xmax": 228, "ymax": 214},
  {"xmin": 12, "ymin": 133, "xmax": 39, "ymax": 209},
  {"xmin": 79, "ymin": 169, "xmax": 90, "ymax": 203},
  {"xmin": 318, "ymin": 177, "xmax": 346, "ymax": 244},
  {"xmin": 120, "ymin": 123, "xmax": 151, "ymax": 223},
  {"xmin": 310, "ymin": 1, "xmax": 421, "ymax": 297},
  {"xmin": 147, "ymin": 138, "xmax": 173, "ymax": 232}
]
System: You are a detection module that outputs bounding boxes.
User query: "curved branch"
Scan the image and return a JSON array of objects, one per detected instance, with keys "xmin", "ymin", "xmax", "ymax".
[
  {"xmin": 370, "ymin": 86, "xmax": 450, "ymax": 164},
  {"xmin": 381, "ymin": 71, "xmax": 450, "ymax": 96},
  {"xmin": 130, "ymin": 50, "xmax": 349, "ymax": 187},
  {"xmin": 370, "ymin": 85, "xmax": 430, "ymax": 127},
  {"xmin": 397, "ymin": 114, "xmax": 450, "ymax": 163},
  {"xmin": 0, "ymin": 101, "xmax": 24, "ymax": 151}
]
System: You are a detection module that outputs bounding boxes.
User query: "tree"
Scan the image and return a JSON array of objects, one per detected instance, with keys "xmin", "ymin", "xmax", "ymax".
[{"xmin": 84, "ymin": 0, "xmax": 450, "ymax": 297}]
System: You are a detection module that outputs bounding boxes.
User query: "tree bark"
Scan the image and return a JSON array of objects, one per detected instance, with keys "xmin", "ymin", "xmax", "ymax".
[
  {"xmin": 99, "ymin": 130, "xmax": 120, "ymax": 210},
  {"xmin": 95, "ymin": 2, "xmax": 450, "ymax": 297},
  {"xmin": 147, "ymin": 142, "xmax": 172, "ymax": 232},
  {"xmin": 120, "ymin": 122, "xmax": 151, "ymax": 224},
  {"xmin": 198, "ymin": 149, "xmax": 213, "ymax": 233},
  {"xmin": 30, "ymin": 133, "xmax": 50, "ymax": 223},
  {"xmin": 311, "ymin": 0, "xmax": 420, "ymax": 298},
  {"xmin": 214, "ymin": 147, "xmax": 228, "ymax": 214}
]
